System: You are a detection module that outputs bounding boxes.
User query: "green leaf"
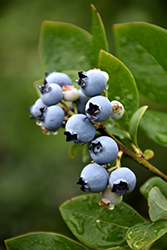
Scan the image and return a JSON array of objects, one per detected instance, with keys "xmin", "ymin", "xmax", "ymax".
[
  {"xmin": 126, "ymin": 220, "xmax": 167, "ymax": 250},
  {"xmin": 114, "ymin": 22, "xmax": 167, "ymax": 104},
  {"xmin": 82, "ymin": 143, "xmax": 91, "ymax": 163},
  {"xmin": 68, "ymin": 143, "xmax": 82, "ymax": 160},
  {"xmin": 60, "ymin": 194, "xmax": 144, "ymax": 249},
  {"xmin": 33, "ymin": 78, "xmax": 43, "ymax": 97},
  {"xmin": 39, "ymin": 21, "xmax": 95, "ymax": 72},
  {"xmin": 61, "ymin": 70, "xmax": 79, "ymax": 86},
  {"xmin": 140, "ymin": 176, "xmax": 167, "ymax": 199},
  {"xmin": 129, "ymin": 106, "xmax": 148, "ymax": 147},
  {"xmin": 91, "ymin": 4, "xmax": 108, "ymax": 65},
  {"xmin": 106, "ymin": 246, "xmax": 131, "ymax": 250},
  {"xmin": 5, "ymin": 232, "xmax": 88, "ymax": 250},
  {"xmin": 98, "ymin": 50, "xmax": 139, "ymax": 130},
  {"xmin": 139, "ymin": 109, "xmax": 167, "ymax": 146},
  {"xmin": 148, "ymin": 187, "xmax": 167, "ymax": 222},
  {"xmin": 106, "ymin": 124, "xmax": 131, "ymax": 140},
  {"xmin": 151, "ymin": 234, "xmax": 167, "ymax": 250}
]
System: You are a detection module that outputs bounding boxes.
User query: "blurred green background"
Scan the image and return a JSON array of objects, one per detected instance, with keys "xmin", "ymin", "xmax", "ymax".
[{"xmin": 1, "ymin": 0, "xmax": 167, "ymax": 249}]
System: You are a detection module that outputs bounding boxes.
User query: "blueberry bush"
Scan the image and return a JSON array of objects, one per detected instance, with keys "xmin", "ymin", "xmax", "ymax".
[{"xmin": 5, "ymin": 4, "xmax": 167, "ymax": 250}]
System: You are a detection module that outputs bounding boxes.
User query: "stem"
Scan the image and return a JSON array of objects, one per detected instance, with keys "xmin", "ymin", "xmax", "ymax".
[
  {"xmin": 97, "ymin": 126, "xmax": 167, "ymax": 182},
  {"xmin": 115, "ymin": 150, "xmax": 123, "ymax": 168},
  {"xmin": 72, "ymin": 101, "xmax": 78, "ymax": 114},
  {"xmin": 60, "ymin": 100, "xmax": 74, "ymax": 116}
]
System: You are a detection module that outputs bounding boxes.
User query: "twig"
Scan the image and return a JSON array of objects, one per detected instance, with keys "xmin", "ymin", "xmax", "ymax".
[{"xmin": 97, "ymin": 126, "xmax": 167, "ymax": 182}]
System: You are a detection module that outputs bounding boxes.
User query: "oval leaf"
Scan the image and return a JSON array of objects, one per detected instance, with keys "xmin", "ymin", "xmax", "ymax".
[
  {"xmin": 82, "ymin": 143, "xmax": 91, "ymax": 163},
  {"xmin": 61, "ymin": 70, "xmax": 79, "ymax": 85},
  {"xmin": 140, "ymin": 177, "xmax": 167, "ymax": 199},
  {"xmin": 151, "ymin": 234, "xmax": 167, "ymax": 250},
  {"xmin": 148, "ymin": 187, "xmax": 167, "ymax": 222},
  {"xmin": 5, "ymin": 232, "xmax": 88, "ymax": 250},
  {"xmin": 68, "ymin": 143, "xmax": 82, "ymax": 160},
  {"xmin": 39, "ymin": 21, "xmax": 95, "ymax": 72},
  {"xmin": 60, "ymin": 194, "xmax": 144, "ymax": 249},
  {"xmin": 91, "ymin": 4, "xmax": 108, "ymax": 65},
  {"xmin": 106, "ymin": 124, "xmax": 131, "ymax": 140},
  {"xmin": 114, "ymin": 22, "xmax": 167, "ymax": 104},
  {"xmin": 106, "ymin": 247, "xmax": 131, "ymax": 250},
  {"xmin": 129, "ymin": 106, "xmax": 148, "ymax": 147},
  {"xmin": 33, "ymin": 78, "xmax": 43, "ymax": 97},
  {"xmin": 139, "ymin": 109, "xmax": 167, "ymax": 147},
  {"xmin": 98, "ymin": 50, "xmax": 139, "ymax": 130},
  {"xmin": 126, "ymin": 220, "xmax": 167, "ymax": 250}
]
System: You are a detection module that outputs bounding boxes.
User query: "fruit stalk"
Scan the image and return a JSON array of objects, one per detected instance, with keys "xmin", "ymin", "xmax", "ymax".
[{"xmin": 97, "ymin": 126, "xmax": 167, "ymax": 182}]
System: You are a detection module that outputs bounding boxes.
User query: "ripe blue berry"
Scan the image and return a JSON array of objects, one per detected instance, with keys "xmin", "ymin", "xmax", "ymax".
[
  {"xmin": 109, "ymin": 167, "xmax": 136, "ymax": 195},
  {"xmin": 38, "ymin": 83, "xmax": 63, "ymax": 106},
  {"xmin": 39, "ymin": 105, "xmax": 65, "ymax": 131},
  {"xmin": 45, "ymin": 71, "xmax": 72, "ymax": 87},
  {"xmin": 76, "ymin": 69, "xmax": 107, "ymax": 97},
  {"xmin": 77, "ymin": 163, "xmax": 109, "ymax": 192},
  {"xmin": 64, "ymin": 114, "xmax": 96, "ymax": 144},
  {"xmin": 85, "ymin": 96, "xmax": 112, "ymax": 122},
  {"xmin": 29, "ymin": 98, "xmax": 48, "ymax": 119},
  {"xmin": 88, "ymin": 136, "xmax": 118, "ymax": 165}
]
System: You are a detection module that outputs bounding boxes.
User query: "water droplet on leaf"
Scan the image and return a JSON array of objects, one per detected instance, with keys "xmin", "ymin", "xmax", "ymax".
[{"xmin": 69, "ymin": 213, "xmax": 85, "ymax": 235}]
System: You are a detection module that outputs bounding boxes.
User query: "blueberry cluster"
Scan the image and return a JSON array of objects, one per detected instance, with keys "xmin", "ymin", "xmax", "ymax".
[{"xmin": 29, "ymin": 68, "xmax": 136, "ymax": 209}]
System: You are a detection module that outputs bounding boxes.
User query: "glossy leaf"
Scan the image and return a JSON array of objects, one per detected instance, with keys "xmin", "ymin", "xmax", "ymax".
[
  {"xmin": 106, "ymin": 124, "xmax": 131, "ymax": 140},
  {"xmin": 148, "ymin": 187, "xmax": 167, "ymax": 222},
  {"xmin": 106, "ymin": 246, "xmax": 131, "ymax": 250},
  {"xmin": 82, "ymin": 143, "xmax": 91, "ymax": 163},
  {"xmin": 151, "ymin": 234, "xmax": 167, "ymax": 250},
  {"xmin": 126, "ymin": 220, "xmax": 167, "ymax": 250},
  {"xmin": 139, "ymin": 109, "xmax": 167, "ymax": 146},
  {"xmin": 98, "ymin": 50, "xmax": 139, "ymax": 130},
  {"xmin": 140, "ymin": 176, "xmax": 167, "ymax": 199},
  {"xmin": 91, "ymin": 4, "xmax": 108, "ymax": 65},
  {"xmin": 129, "ymin": 106, "xmax": 148, "ymax": 147},
  {"xmin": 5, "ymin": 232, "xmax": 88, "ymax": 250},
  {"xmin": 61, "ymin": 70, "xmax": 79, "ymax": 86},
  {"xmin": 68, "ymin": 143, "xmax": 82, "ymax": 160},
  {"xmin": 60, "ymin": 194, "xmax": 144, "ymax": 249},
  {"xmin": 33, "ymin": 78, "xmax": 43, "ymax": 97},
  {"xmin": 114, "ymin": 22, "xmax": 167, "ymax": 104},
  {"xmin": 39, "ymin": 21, "xmax": 95, "ymax": 72}
]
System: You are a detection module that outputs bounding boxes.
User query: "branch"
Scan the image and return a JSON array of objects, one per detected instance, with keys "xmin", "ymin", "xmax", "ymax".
[{"xmin": 97, "ymin": 126, "xmax": 167, "ymax": 182}]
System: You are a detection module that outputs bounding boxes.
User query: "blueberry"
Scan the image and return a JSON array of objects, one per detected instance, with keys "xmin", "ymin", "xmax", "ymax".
[
  {"xmin": 85, "ymin": 96, "xmax": 112, "ymax": 122},
  {"xmin": 39, "ymin": 105, "xmax": 65, "ymax": 131},
  {"xmin": 75, "ymin": 90, "xmax": 90, "ymax": 114},
  {"xmin": 29, "ymin": 98, "xmax": 48, "ymax": 119},
  {"xmin": 45, "ymin": 71, "xmax": 72, "ymax": 87},
  {"xmin": 109, "ymin": 167, "xmax": 136, "ymax": 195},
  {"xmin": 76, "ymin": 69, "xmax": 107, "ymax": 97},
  {"xmin": 38, "ymin": 83, "xmax": 63, "ymax": 106},
  {"xmin": 88, "ymin": 136, "xmax": 118, "ymax": 165},
  {"xmin": 110, "ymin": 100, "xmax": 125, "ymax": 120},
  {"xmin": 77, "ymin": 163, "xmax": 109, "ymax": 192},
  {"xmin": 64, "ymin": 114, "xmax": 96, "ymax": 144}
]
